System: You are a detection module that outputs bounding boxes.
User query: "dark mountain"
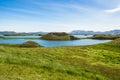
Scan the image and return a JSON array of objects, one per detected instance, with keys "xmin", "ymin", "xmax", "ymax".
[
  {"xmin": 70, "ymin": 30, "xmax": 95, "ymax": 35},
  {"xmin": 103, "ymin": 30, "xmax": 120, "ymax": 34},
  {"xmin": 0, "ymin": 30, "xmax": 120, "ymax": 35},
  {"xmin": 70, "ymin": 30, "xmax": 120, "ymax": 35}
]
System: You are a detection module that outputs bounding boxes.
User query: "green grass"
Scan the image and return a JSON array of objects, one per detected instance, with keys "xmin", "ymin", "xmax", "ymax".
[
  {"xmin": 92, "ymin": 34, "xmax": 120, "ymax": 40},
  {"xmin": 19, "ymin": 41, "xmax": 42, "ymax": 48},
  {"xmin": 0, "ymin": 41, "xmax": 42, "ymax": 48},
  {"xmin": 0, "ymin": 36, "xmax": 5, "ymax": 39},
  {"xmin": 0, "ymin": 39, "xmax": 120, "ymax": 80}
]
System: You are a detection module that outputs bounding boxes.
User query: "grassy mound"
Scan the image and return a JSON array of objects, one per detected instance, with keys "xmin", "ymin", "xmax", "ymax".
[
  {"xmin": 41, "ymin": 32, "xmax": 78, "ymax": 40},
  {"xmin": 0, "ymin": 36, "xmax": 5, "ymax": 39},
  {"xmin": 105, "ymin": 38, "xmax": 120, "ymax": 47},
  {"xmin": 92, "ymin": 34, "xmax": 120, "ymax": 40},
  {"xmin": 20, "ymin": 41, "xmax": 41, "ymax": 48}
]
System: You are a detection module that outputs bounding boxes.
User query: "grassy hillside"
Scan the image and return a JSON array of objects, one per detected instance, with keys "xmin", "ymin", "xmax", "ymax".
[
  {"xmin": 0, "ymin": 39, "xmax": 120, "ymax": 80},
  {"xmin": 92, "ymin": 34, "xmax": 120, "ymax": 39},
  {"xmin": 41, "ymin": 32, "xmax": 78, "ymax": 40}
]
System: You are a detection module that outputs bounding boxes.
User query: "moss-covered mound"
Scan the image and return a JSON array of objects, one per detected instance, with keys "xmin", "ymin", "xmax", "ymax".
[
  {"xmin": 41, "ymin": 32, "xmax": 78, "ymax": 40},
  {"xmin": 92, "ymin": 34, "xmax": 120, "ymax": 40},
  {"xmin": 106, "ymin": 38, "xmax": 120, "ymax": 47},
  {"xmin": 0, "ymin": 36, "xmax": 5, "ymax": 39},
  {"xmin": 20, "ymin": 41, "xmax": 41, "ymax": 48}
]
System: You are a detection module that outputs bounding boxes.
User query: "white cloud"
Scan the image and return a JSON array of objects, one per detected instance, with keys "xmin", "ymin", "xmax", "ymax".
[{"xmin": 105, "ymin": 7, "xmax": 120, "ymax": 13}]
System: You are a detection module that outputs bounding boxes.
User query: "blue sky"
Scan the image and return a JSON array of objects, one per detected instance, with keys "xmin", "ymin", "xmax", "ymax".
[{"xmin": 0, "ymin": 0, "xmax": 120, "ymax": 32}]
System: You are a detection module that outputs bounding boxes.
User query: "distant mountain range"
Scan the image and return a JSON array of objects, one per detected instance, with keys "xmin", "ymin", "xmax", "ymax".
[
  {"xmin": 0, "ymin": 31, "xmax": 47, "ymax": 35},
  {"xmin": 0, "ymin": 30, "xmax": 120, "ymax": 35},
  {"xmin": 70, "ymin": 30, "xmax": 120, "ymax": 35},
  {"xmin": 0, "ymin": 31, "xmax": 16, "ymax": 35}
]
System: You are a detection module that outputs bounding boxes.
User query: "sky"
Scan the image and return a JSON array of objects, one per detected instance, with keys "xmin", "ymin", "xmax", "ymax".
[{"xmin": 0, "ymin": 0, "xmax": 120, "ymax": 32}]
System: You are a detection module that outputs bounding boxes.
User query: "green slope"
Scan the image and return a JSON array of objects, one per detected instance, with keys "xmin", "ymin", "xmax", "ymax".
[{"xmin": 0, "ymin": 39, "xmax": 120, "ymax": 80}]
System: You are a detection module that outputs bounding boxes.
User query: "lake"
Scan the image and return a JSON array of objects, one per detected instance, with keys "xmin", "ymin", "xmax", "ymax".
[
  {"xmin": 0, "ymin": 35, "xmax": 92, "ymax": 39},
  {"xmin": 73, "ymin": 35, "xmax": 93, "ymax": 38},
  {"xmin": 4, "ymin": 36, "xmax": 41, "ymax": 39},
  {"xmin": 0, "ymin": 39, "xmax": 111, "ymax": 47},
  {"xmin": 2, "ymin": 35, "xmax": 92, "ymax": 39}
]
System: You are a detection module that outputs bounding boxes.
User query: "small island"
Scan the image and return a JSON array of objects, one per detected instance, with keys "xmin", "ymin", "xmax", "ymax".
[
  {"xmin": 20, "ymin": 41, "xmax": 41, "ymax": 48},
  {"xmin": 92, "ymin": 34, "xmax": 120, "ymax": 40},
  {"xmin": 41, "ymin": 32, "xmax": 78, "ymax": 40},
  {"xmin": 0, "ymin": 36, "xmax": 5, "ymax": 39}
]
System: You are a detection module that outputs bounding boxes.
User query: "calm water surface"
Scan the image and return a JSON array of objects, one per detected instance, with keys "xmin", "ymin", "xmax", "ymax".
[
  {"xmin": 3, "ymin": 35, "xmax": 92, "ymax": 39},
  {"xmin": 0, "ymin": 39, "xmax": 111, "ymax": 47},
  {"xmin": 4, "ymin": 36, "xmax": 41, "ymax": 39},
  {"xmin": 73, "ymin": 35, "xmax": 93, "ymax": 38}
]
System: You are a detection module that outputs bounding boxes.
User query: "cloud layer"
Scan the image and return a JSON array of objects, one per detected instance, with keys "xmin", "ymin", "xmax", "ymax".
[
  {"xmin": 0, "ymin": 0, "xmax": 120, "ymax": 32},
  {"xmin": 105, "ymin": 7, "xmax": 120, "ymax": 13}
]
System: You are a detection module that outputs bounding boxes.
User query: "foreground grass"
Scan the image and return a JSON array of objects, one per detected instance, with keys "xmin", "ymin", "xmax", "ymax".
[{"xmin": 0, "ymin": 39, "xmax": 120, "ymax": 80}]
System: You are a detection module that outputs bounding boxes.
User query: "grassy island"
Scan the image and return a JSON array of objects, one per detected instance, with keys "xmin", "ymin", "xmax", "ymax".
[
  {"xmin": 41, "ymin": 32, "xmax": 78, "ymax": 40},
  {"xmin": 19, "ymin": 41, "xmax": 41, "ymax": 48},
  {"xmin": 0, "ymin": 36, "xmax": 5, "ymax": 39},
  {"xmin": 92, "ymin": 34, "xmax": 120, "ymax": 40},
  {"xmin": 0, "ymin": 41, "xmax": 42, "ymax": 48}
]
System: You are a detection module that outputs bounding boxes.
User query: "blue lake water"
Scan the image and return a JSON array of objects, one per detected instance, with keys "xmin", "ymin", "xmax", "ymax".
[
  {"xmin": 2, "ymin": 35, "xmax": 92, "ymax": 39},
  {"xmin": 4, "ymin": 36, "xmax": 41, "ymax": 39},
  {"xmin": 0, "ymin": 39, "xmax": 111, "ymax": 47},
  {"xmin": 73, "ymin": 35, "xmax": 93, "ymax": 38}
]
